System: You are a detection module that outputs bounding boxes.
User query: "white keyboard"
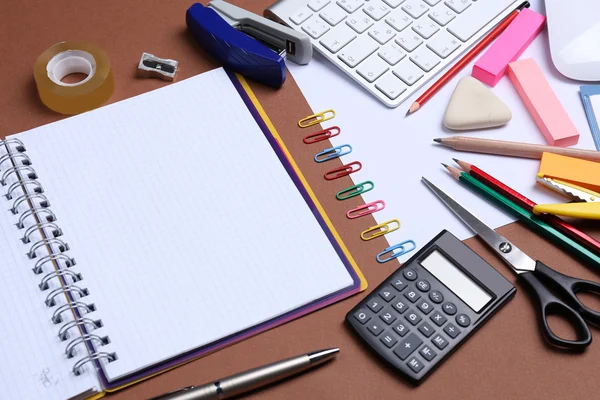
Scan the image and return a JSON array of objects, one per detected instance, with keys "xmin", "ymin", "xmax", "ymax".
[{"xmin": 266, "ymin": 0, "xmax": 521, "ymax": 107}]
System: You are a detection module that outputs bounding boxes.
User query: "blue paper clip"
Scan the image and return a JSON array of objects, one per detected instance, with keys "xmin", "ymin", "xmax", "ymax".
[
  {"xmin": 314, "ymin": 144, "xmax": 352, "ymax": 163},
  {"xmin": 376, "ymin": 240, "xmax": 416, "ymax": 263}
]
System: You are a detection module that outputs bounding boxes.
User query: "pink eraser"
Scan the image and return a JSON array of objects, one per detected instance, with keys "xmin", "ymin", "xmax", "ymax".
[
  {"xmin": 472, "ymin": 9, "xmax": 545, "ymax": 87},
  {"xmin": 508, "ymin": 58, "xmax": 579, "ymax": 147}
]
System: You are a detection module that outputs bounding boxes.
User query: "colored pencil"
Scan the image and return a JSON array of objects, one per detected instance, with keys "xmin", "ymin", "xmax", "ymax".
[
  {"xmin": 453, "ymin": 159, "xmax": 600, "ymax": 255},
  {"xmin": 443, "ymin": 163, "xmax": 600, "ymax": 270},
  {"xmin": 434, "ymin": 136, "xmax": 600, "ymax": 162},
  {"xmin": 406, "ymin": 1, "xmax": 530, "ymax": 116}
]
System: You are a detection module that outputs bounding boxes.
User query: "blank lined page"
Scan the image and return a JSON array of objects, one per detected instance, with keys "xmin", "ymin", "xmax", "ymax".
[{"xmin": 14, "ymin": 68, "xmax": 354, "ymax": 381}]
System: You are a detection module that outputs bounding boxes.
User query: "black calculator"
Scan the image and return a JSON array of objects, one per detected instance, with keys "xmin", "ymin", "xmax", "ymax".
[{"xmin": 346, "ymin": 230, "xmax": 516, "ymax": 384}]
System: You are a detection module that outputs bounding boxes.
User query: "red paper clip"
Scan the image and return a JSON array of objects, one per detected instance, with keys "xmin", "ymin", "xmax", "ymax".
[
  {"xmin": 346, "ymin": 200, "xmax": 386, "ymax": 219},
  {"xmin": 303, "ymin": 126, "xmax": 341, "ymax": 144},
  {"xmin": 324, "ymin": 161, "xmax": 362, "ymax": 181}
]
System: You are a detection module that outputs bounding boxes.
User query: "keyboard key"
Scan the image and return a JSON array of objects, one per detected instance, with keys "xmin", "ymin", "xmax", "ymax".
[
  {"xmin": 369, "ymin": 22, "xmax": 397, "ymax": 44},
  {"xmin": 429, "ymin": 4, "xmax": 455, "ymax": 25},
  {"xmin": 410, "ymin": 47, "xmax": 440, "ymax": 71},
  {"xmin": 419, "ymin": 344, "xmax": 437, "ymax": 361},
  {"xmin": 427, "ymin": 31, "xmax": 461, "ymax": 59},
  {"xmin": 443, "ymin": 322, "xmax": 460, "ymax": 338},
  {"xmin": 405, "ymin": 310, "xmax": 422, "ymax": 325},
  {"xmin": 363, "ymin": 1, "xmax": 391, "ymax": 21},
  {"xmin": 320, "ymin": 25, "xmax": 357, "ymax": 53},
  {"xmin": 290, "ymin": 7, "xmax": 313, "ymax": 25},
  {"xmin": 456, "ymin": 313, "xmax": 471, "ymax": 327},
  {"xmin": 396, "ymin": 29, "xmax": 423, "ymax": 52},
  {"xmin": 353, "ymin": 308, "xmax": 372, "ymax": 324},
  {"xmin": 346, "ymin": 15, "xmax": 375, "ymax": 33},
  {"xmin": 417, "ymin": 299, "xmax": 433, "ymax": 315},
  {"xmin": 379, "ymin": 286, "xmax": 396, "ymax": 302},
  {"xmin": 382, "ymin": 0, "xmax": 405, "ymax": 8},
  {"xmin": 416, "ymin": 280, "xmax": 430, "ymax": 292},
  {"xmin": 302, "ymin": 17, "xmax": 331, "ymax": 38},
  {"xmin": 429, "ymin": 290, "xmax": 443, "ymax": 304},
  {"xmin": 338, "ymin": 36, "xmax": 379, "ymax": 67},
  {"xmin": 442, "ymin": 302, "xmax": 457, "ymax": 315},
  {"xmin": 380, "ymin": 307, "xmax": 398, "ymax": 325},
  {"xmin": 378, "ymin": 42, "xmax": 406, "ymax": 65},
  {"xmin": 418, "ymin": 321, "xmax": 435, "ymax": 337},
  {"xmin": 394, "ymin": 321, "xmax": 410, "ymax": 336},
  {"xmin": 308, "ymin": 0, "xmax": 331, "ymax": 12},
  {"xmin": 404, "ymin": 289, "xmax": 421, "ymax": 303},
  {"xmin": 393, "ymin": 333, "xmax": 422, "ymax": 360},
  {"xmin": 368, "ymin": 321, "xmax": 384, "ymax": 336},
  {"xmin": 320, "ymin": 4, "xmax": 348, "ymax": 25},
  {"xmin": 423, "ymin": 0, "xmax": 441, "ymax": 5},
  {"xmin": 403, "ymin": 268, "xmax": 417, "ymax": 281},
  {"xmin": 412, "ymin": 16, "xmax": 440, "ymax": 39},
  {"xmin": 391, "ymin": 276, "xmax": 408, "ymax": 292},
  {"xmin": 385, "ymin": 10, "xmax": 412, "ymax": 32},
  {"xmin": 430, "ymin": 310, "xmax": 447, "ymax": 326},
  {"xmin": 380, "ymin": 332, "xmax": 398, "ymax": 348},
  {"xmin": 444, "ymin": 0, "xmax": 470, "ymax": 14},
  {"xmin": 366, "ymin": 297, "xmax": 384, "ymax": 312},
  {"xmin": 447, "ymin": 0, "xmax": 515, "ymax": 42},
  {"xmin": 407, "ymin": 356, "xmax": 424, "ymax": 373},
  {"xmin": 393, "ymin": 60, "xmax": 424, "ymax": 85},
  {"xmin": 337, "ymin": 0, "xmax": 364, "ymax": 13},
  {"xmin": 392, "ymin": 299, "xmax": 409, "ymax": 314},
  {"xmin": 401, "ymin": 0, "xmax": 429, "ymax": 19},
  {"xmin": 357, "ymin": 55, "xmax": 390, "ymax": 82},
  {"xmin": 432, "ymin": 333, "xmax": 448, "ymax": 349}
]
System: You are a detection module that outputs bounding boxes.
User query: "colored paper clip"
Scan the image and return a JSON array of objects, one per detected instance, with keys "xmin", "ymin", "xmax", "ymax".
[
  {"xmin": 361, "ymin": 219, "xmax": 400, "ymax": 241},
  {"xmin": 324, "ymin": 161, "xmax": 362, "ymax": 181},
  {"xmin": 346, "ymin": 200, "xmax": 385, "ymax": 219},
  {"xmin": 336, "ymin": 181, "xmax": 374, "ymax": 200},
  {"xmin": 303, "ymin": 126, "xmax": 340, "ymax": 144},
  {"xmin": 314, "ymin": 144, "xmax": 352, "ymax": 163},
  {"xmin": 376, "ymin": 240, "xmax": 416, "ymax": 263},
  {"xmin": 298, "ymin": 109, "xmax": 336, "ymax": 128}
]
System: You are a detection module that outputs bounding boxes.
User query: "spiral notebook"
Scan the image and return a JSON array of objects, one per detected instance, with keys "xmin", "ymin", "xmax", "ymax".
[{"xmin": 0, "ymin": 68, "xmax": 366, "ymax": 400}]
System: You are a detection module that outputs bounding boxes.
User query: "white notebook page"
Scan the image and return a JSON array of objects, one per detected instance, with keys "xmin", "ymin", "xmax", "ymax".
[{"xmin": 13, "ymin": 68, "xmax": 354, "ymax": 381}]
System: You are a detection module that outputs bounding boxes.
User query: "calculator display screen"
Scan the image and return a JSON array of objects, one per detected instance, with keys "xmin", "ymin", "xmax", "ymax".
[{"xmin": 420, "ymin": 250, "xmax": 492, "ymax": 312}]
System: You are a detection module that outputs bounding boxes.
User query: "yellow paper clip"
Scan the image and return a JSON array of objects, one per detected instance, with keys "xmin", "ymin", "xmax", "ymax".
[
  {"xmin": 298, "ymin": 109, "xmax": 336, "ymax": 128},
  {"xmin": 360, "ymin": 219, "xmax": 400, "ymax": 241}
]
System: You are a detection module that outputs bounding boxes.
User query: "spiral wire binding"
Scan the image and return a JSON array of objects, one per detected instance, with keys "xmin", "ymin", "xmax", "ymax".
[{"xmin": 0, "ymin": 139, "xmax": 116, "ymax": 376}]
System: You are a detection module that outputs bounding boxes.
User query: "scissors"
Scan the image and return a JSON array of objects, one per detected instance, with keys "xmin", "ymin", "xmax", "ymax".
[
  {"xmin": 423, "ymin": 177, "xmax": 600, "ymax": 350},
  {"xmin": 534, "ymin": 176, "xmax": 600, "ymax": 220}
]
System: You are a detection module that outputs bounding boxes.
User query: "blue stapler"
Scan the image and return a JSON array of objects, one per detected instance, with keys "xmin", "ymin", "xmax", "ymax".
[{"xmin": 186, "ymin": 1, "xmax": 312, "ymax": 88}]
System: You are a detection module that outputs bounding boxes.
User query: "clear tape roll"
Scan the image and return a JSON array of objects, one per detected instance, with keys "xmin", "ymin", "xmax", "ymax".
[{"xmin": 34, "ymin": 42, "xmax": 114, "ymax": 115}]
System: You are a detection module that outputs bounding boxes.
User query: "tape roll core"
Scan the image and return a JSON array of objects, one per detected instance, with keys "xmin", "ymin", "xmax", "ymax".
[{"xmin": 35, "ymin": 42, "xmax": 113, "ymax": 115}]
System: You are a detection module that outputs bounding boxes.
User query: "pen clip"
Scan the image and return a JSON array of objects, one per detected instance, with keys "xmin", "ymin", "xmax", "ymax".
[{"xmin": 148, "ymin": 386, "xmax": 196, "ymax": 400}]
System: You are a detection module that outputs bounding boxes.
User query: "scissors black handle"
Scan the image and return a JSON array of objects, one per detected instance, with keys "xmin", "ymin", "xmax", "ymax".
[{"xmin": 519, "ymin": 261, "xmax": 600, "ymax": 350}]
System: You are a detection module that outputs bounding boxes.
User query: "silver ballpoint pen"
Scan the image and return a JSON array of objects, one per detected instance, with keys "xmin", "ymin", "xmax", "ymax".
[{"xmin": 149, "ymin": 348, "xmax": 339, "ymax": 400}]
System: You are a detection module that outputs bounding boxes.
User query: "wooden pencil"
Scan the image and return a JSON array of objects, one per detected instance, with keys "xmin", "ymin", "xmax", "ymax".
[
  {"xmin": 434, "ymin": 136, "xmax": 600, "ymax": 162},
  {"xmin": 453, "ymin": 158, "xmax": 600, "ymax": 255}
]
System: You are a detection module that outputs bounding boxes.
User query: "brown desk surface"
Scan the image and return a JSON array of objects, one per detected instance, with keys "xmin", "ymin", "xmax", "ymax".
[{"xmin": 3, "ymin": 1, "xmax": 600, "ymax": 399}]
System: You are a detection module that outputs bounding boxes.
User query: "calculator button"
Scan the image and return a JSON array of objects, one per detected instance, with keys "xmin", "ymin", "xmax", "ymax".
[
  {"xmin": 442, "ymin": 302, "xmax": 457, "ymax": 315},
  {"xmin": 430, "ymin": 311, "xmax": 447, "ymax": 326},
  {"xmin": 367, "ymin": 298, "xmax": 384, "ymax": 312},
  {"xmin": 429, "ymin": 290, "xmax": 444, "ymax": 304},
  {"xmin": 380, "ymin": 308, "xmax": 398, "ymax": 325},
  {"xmin": 393, "ymin": 333, "xmax": 422, "ymax": 360},
  {"xmin": 393, "ymin": 322, "xmax": 410, "ymax": 337},
  {"xmin": 391, "ymin": 276, "xmax": 408, "ymax": 292},
  {"xmin": 417, "ymin": 299, "xmax": 433, "ymax": 315},
  {"xmin": 353, "ymin": 309, "xmax": 372, "ymax": 324},
  {"xmin": 407, "ymin": 356, "xmax": 425, "ymax": 373},
  {"xmin": 416, "ymin": 280, "xmax": 430, "ymax": 292},
  {"xmin": 403, "ymin": 268, "xmax": 417, "ymax": 281},
  {"xmin": 368, "ymin": 321, "xmax": 384, "ymax": 336},
  {"xmin": 419, "ymin": 345, "xmax": 437, "ymax": 361},
  {"xmin": 380, "ymin": 332, "xmax": 398, "ymax": 348},
  {"xmin": 456, "ymin": 314, "xmax": 471, "ymax": 327},
  {"xmin": 432, "ymin": 333, "xmax": 448, "ymax": 349},
  {"xmin": 418, "ymin": 321, "xmax": 435, "ymax": 338},
  {"xmin": 443, "ymin": 323, "xmax": 461, "ymax": 339},
  {"xmin": 379, "ymin": 287, "xmax": 396, "ymax": 302},
  {"xmin": 404, "ymin": 289, "xmax": 421, "ymax": 303},
  {"xmin": 405, "ymin": 310, "xmax": 422, "ymax": 326},
  {"xmin": 393, "ymin": 299, "xmax": 408, "ymax": 314}
]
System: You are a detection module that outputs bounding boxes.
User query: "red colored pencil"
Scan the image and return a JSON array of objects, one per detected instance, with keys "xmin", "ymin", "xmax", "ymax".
[
  {"xmin": 454, "ymin": 159, "xmax": 600, "ymax": 255},
  {"xmin": 406, "ymin": 1, "xmax": 529, "ymax": 116}
]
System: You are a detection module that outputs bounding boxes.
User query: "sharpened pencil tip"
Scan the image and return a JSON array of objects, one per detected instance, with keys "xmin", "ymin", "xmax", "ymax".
[
  {"xmin": 441, "ymin": 163, "xmax": 449, "ymax": 169},
  {"xmin": 405, "ymin": 109, "xmax": 411, "ymax": 116},
  {"xmin": 452, "ymin": 158, "xmax": 459, "ymax": 164},
  {"xmin": 433, "ymin": 138, "xmax": 441, "ymax": 143}
]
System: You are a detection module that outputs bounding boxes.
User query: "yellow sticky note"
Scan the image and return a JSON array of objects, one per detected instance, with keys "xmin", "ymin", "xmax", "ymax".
[{"xmin": 538, "ymin": 152, "xmax": 600, "ymax": 193}]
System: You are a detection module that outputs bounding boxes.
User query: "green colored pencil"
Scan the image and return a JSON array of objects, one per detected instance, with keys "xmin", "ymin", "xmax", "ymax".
[{"xmin": 443, "ymin": 164, "xmax": 600, "ymax": 270}]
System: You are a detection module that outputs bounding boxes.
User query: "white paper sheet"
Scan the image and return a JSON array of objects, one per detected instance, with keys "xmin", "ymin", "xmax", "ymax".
[{"xmin": 289, "ymin": 0, "xmax": 595, "ymax": 260}]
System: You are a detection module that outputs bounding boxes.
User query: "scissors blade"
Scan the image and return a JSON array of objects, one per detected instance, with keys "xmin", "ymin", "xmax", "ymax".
[
  {"xmin": 422, "ymin": 177, "xmax": 536, "ymax": 274},
  {"xmin": 536, "ymin": 177, "xmax": 600, "ymax": 203}
]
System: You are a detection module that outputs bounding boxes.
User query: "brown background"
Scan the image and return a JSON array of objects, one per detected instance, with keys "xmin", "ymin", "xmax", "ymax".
[{"xmin": 2, "ymin": 1, "xmax": 600, "ymax": 399}]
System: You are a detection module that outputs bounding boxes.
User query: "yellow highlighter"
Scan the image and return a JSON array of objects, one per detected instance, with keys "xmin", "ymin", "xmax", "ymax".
[{"xmin": 534, "ymin": 176, "xmax": 600, "ymax": 219}]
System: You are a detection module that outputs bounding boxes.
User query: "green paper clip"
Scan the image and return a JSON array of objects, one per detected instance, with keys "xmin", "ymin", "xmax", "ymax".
[{"xmin": 336, "ymin": 181, "xmax": 374, "ymax": 200}]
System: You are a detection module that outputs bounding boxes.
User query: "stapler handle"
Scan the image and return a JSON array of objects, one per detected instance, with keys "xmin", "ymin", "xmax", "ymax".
[{"xmin": 208, "ymin": 0, "xmax": 312, "ymax": 65}]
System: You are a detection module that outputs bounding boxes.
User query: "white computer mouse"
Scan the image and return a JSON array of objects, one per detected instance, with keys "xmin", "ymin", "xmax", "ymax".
[{"xmin": 546, "ymin": 0, "xmax": 600, "ymax": 81}]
